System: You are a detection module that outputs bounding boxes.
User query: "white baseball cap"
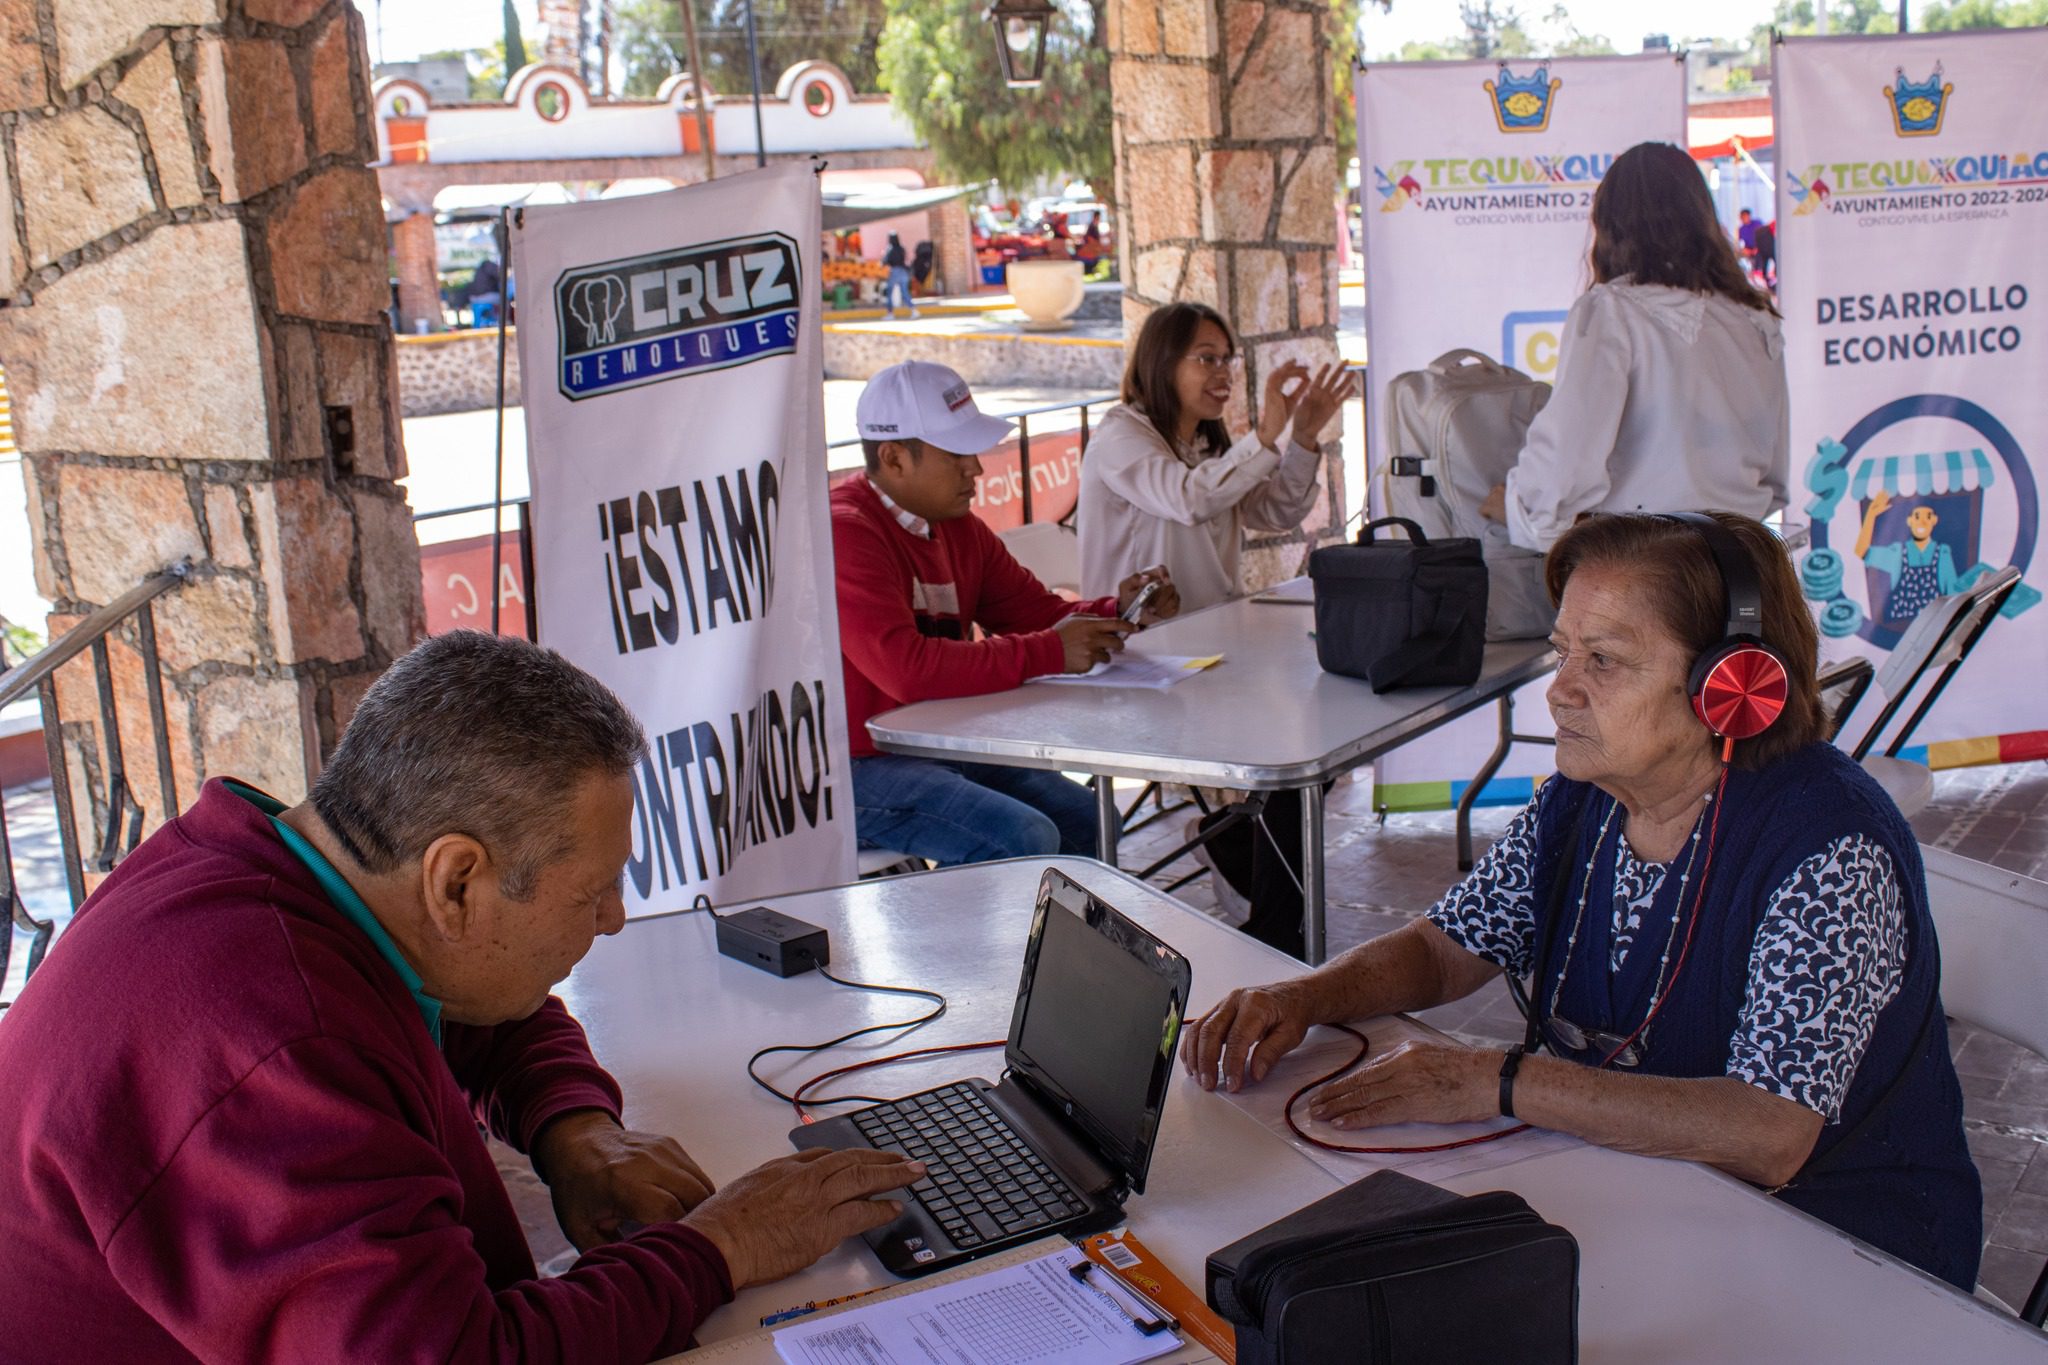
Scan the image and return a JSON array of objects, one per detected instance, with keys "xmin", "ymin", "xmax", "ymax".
[{"xmin": 855, "ymin": 360, "xmax": 1015, "ymax": 456}]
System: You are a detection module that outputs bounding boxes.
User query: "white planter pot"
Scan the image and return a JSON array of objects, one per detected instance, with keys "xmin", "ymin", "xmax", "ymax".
[{"xmin": 1005, "ymin": 258, "xmax": 1086, "ymax": 331}]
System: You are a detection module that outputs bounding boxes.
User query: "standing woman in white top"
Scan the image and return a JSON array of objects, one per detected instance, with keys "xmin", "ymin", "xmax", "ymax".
[
  {"xmin": 1480, "ymin": 141, "xmax": 1790, "ymax": 551},
  {"xmin": 1077, "ymin": 302, "xmax": 1349, "ymax": 958},
  {"xmin": 1078, "ymin": 301, "xmax": 1349, "ymax": 611}
]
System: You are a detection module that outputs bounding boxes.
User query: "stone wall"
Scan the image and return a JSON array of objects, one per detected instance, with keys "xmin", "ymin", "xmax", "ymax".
[
  {"xmin": 395, "ymin": 327, "xmax": 523, "ymax": 416},
  {"xmin": 823, "ymin": 325, "xmax": 1123, "ymax": 390},
  {"xmin": 1107, "ymin": 0, "xmax": 1345, "ymax": 590},
  {"xmin": 0, "ymin": 0, "xmax": 424, "ymax": 835}
]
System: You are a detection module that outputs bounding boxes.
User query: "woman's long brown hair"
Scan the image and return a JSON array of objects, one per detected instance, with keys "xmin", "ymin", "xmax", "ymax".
[
  {"xmin": 1122, "ymin": 301, "xmax": 1234, "ymax": 457},
  {"xmin": 1590, "ymin": 142, "xmax": 1778, "ymax": 316}
]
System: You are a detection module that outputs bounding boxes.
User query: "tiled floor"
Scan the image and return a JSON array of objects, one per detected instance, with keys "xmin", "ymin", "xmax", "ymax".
[{"xmin": 7, "ymin": 761, "xmax": 2048, "ymax": 1305}]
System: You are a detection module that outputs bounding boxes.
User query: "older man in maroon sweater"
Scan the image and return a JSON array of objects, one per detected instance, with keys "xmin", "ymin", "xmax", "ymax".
[{"xmin": 0, "ymin": 632, "xmax": 918, "ymax": 1363}]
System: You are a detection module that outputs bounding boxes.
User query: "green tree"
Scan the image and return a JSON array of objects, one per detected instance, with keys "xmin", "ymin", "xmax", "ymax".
[
  {"xmin": 614, "ymin": 0, "xmax": 686, "ymax": 96},
  {"xmin": 1540, "ymin": 3, "xmax": 1616, "ymax": 55},
  {"xmin": 693, "ymin": 1, "xmax": 890, "ymax": 92},
  {"xmin": 1920, "ymin": 0, "xmax": 2048, "ymax": 27},
  {"xmin": 504, "ymin": 0, "xmax": 528, "ymax": 74},
  {"xmin": 876, "ymin": 0, "xmax": 1111, "ymax": 193}
]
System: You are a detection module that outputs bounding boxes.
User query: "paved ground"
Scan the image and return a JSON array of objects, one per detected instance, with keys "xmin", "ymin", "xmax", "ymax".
[{"xmin": 7, "ymin": 753, "xmax": 2048, "ymax": 1303}]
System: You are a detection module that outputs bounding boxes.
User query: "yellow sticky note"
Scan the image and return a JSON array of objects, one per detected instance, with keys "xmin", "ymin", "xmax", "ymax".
[{"xmin": 1182, "ymin": 655, "xmax": 1224, "ymax": 671}]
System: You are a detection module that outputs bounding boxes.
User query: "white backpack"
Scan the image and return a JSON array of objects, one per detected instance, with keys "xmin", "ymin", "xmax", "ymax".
[{"xmin": 1378, "ymin": 349, "xmax": 1555, "ymax": 640}]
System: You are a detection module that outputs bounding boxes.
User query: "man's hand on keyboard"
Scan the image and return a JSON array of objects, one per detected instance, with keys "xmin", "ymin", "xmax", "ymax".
[{"xmin": 684, "ymin": 1147, "xmax": 925, "ymax": 1288}]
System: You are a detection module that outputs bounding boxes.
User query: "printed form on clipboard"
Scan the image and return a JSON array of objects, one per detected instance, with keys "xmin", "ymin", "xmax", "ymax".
[
  {"xmin": 1030, "ymin": 655, "xmax": 1223, "ymax": 692},
  {"xmin": 772, "ymin": 1246, "xmax": 1185, "ymax": 1365}
]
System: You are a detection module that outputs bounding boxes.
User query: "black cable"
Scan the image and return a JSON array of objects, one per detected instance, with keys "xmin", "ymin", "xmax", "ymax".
[{"xmin": 745, "ymin": 967, "xmax": 949, "ymax": 1107}]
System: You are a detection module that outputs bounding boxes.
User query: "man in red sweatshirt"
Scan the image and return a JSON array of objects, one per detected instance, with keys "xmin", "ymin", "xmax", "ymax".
[
  {"xmin": 836, "ymin": 360, "xmax": 1178, "ymax": 864},
  {"xmin": 0, "ymin": 631, "xmax": 920, "ymax": 1363}
]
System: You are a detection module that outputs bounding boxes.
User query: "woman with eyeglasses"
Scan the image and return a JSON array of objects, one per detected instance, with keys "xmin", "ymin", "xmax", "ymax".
[
  {"xmin": 1077, "ymin": 301, "xmax": 1351, "ymax": 957},
  {"xmin": 1181, "ymin": 511, "xmax": 1981, "ymax": 1292}
]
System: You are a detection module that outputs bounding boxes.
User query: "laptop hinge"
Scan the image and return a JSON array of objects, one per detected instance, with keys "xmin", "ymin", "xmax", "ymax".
[{"xmin": 988, "ymin": 1073, "xmax": 1120, "ymax": 1199}]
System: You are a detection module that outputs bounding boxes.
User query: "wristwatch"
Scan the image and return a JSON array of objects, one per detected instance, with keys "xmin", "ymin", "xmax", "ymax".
[{"xmin": 1498, "ymin": 1045, "xmax": 1527, "ymax": 1119}]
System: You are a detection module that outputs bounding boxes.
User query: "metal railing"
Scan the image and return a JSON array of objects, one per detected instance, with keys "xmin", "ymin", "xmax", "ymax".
[
  {"xmin": 411, "ymin": 391, "xmax": 1121, "ymax": 636},
  {"xmin": 0, "ymin": 564, "xmax": 190, "ymax": 1003}
]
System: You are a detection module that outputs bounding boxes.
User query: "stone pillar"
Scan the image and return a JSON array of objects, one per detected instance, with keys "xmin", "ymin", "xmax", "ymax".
[
  {"xmin": 392, "ymin": 210, "xmax": 440, "ymax": 333},
  {"xmin": 1107, "ymin": 0, "xmax": 1344, "ymax": 590},
  {"xmin": 930, "ymin": 196, "xmax": 978, "ymax": 298},
  {"xmin": 0, "ymin": 0, "xmax": 425, "ymax": 836}
]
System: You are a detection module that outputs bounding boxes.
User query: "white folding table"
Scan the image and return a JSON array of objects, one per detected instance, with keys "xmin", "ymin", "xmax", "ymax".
[
  {"xmin": 866, "ymin": 592, "xmax": 1557, "ymax": 961},
  {"xmin": 556, "ymin": 859, "xmax": 2047, "ymax": 1364}
]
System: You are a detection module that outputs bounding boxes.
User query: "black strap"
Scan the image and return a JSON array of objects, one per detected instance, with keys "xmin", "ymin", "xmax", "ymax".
[
  {"xmin": 1508, "ymin": 799, "xmax": 1592, "ymax": 1056},
  {"xmin": 1366, "ymin": 591, "xmax": 1472, "ymax": 691},
  {"xmin": 1499, "ymin": 1045, "xmax": 1527, "ymax": 1118}
]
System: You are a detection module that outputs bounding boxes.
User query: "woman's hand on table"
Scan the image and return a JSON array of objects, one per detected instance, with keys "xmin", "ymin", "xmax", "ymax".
[
  {"xmin": 1180, "ymin": 980, "xmax": 1323, "ymax": 1093},
  {"xmin": 1306, "ymin": 1039, "xmax": 1501, "ymax": 1130}
]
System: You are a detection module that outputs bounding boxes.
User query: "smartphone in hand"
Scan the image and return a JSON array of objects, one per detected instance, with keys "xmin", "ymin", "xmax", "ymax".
[{"xmin": 1121, "ymin": 580, "xmax": 1161, "ymax": 626}]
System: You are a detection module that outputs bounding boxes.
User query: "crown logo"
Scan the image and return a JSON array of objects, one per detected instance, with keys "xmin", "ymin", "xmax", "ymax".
[
  {"xmin": 1484, "ymin": 63, "xmax": 1560, "ymax": 134},
  {"xmin": 1885, "ymin": 62, "xmax": 1951, "ymax": 138}
]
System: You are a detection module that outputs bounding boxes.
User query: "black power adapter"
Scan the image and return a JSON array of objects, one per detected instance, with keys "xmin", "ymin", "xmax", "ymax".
[{"xmin": 714, "ymin": 905, "xmax": 831, "ymax": 977}]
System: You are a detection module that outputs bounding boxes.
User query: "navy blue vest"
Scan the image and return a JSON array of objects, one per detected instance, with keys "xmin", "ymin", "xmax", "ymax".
[{"xmin": 1528, "ymin": 743, "xmax": 1981, "ymax": 1290}]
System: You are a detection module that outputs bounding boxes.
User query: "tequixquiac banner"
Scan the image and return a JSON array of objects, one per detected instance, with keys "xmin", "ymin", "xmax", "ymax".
[
  {"xmin": 1777, "ymin": 29, "xmax": 2048, "ymax": 757},
  {"xmin": 513, "ymin": 163, "xmax": 855, "ymax": 912},
  {"xmin": 1356, "ymin": 55, "xmax": 1685, "ymax": 809}
]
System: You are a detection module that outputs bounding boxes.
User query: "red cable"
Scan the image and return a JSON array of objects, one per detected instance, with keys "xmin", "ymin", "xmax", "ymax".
[
  {"xmin": 789, "ymin": 1039, "xmax": 1005, "ymax": 1123},
  {"xmin": 1283, "ymin": 765, "xmax": 1733, "ymax": 1152},
  {"xmin": 1282, "ymin": 1025, "xmax": 1533, "ymax": 1154}
]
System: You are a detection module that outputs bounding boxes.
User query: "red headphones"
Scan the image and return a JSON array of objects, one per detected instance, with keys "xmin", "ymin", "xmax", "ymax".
[{"xmin": 1662, "ymin": 513, "xmax": 1790, "ymax": 745}]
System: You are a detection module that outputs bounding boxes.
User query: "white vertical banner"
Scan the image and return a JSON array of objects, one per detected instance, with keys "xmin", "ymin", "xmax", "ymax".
[
  {"xmin": 1355, "ymin": 55, "xmax": 1686, "ymax": 809},
  {"xmin": 513, "ymin": 163, "xmax": 856, "ymax": 913},
  {"xmin": 1777, "ymin": 31, "xmax": 2048, "ymax": 755}
]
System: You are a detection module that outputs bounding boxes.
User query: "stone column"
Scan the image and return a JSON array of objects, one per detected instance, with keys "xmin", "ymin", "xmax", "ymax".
[
  {"xmin": 391, "ymin": 210, "xmax": 440, "ymax": 334},
  {"xmin": 1107, "ymin": 0, "xmax": 1344, "ymax": 589},
  {"xmin": 0, "ymin": 0, "xmax": 425, "ymax": 839},
  {"xmin": 930, "ymin": 195, "xmax": 978, "ymax": 298}
]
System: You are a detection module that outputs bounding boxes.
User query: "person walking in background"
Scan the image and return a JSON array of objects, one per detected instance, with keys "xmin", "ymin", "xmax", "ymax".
[
  {"xmin": 882, "ymin": 232, "xmax": 917, "ymax": 319},
  {"xmin": 1735, "ymin": 207, "xmax": 1759, "ymax": 274},
  {"xmin": 1752, "ymin": 218, "xmax": 1777, "ymax": 292},
  {"xmin": 1480, "ymin": 141, "xmax": 1789, "ymax": 553},
  {"xmin": 1077, "ymin": 301, "xmax": 1349, "ymax": 958}
]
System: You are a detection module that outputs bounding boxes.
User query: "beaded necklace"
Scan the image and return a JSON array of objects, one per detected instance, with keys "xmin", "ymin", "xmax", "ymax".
[{"xmin": 1544, "ymin": 789, "xmax": 1713, "ymax": 1054}]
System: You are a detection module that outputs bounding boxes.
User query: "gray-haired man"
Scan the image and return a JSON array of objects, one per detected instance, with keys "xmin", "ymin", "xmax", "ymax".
[{"xmin": 0, "ymin": 630, "xmax": 920, "ymax": 1363}]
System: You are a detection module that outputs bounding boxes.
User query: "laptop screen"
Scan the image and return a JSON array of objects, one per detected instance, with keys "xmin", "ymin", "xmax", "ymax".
[{"xmin": 1004, "ymin": 869, "xmax": 1192, "ymax": 1196}]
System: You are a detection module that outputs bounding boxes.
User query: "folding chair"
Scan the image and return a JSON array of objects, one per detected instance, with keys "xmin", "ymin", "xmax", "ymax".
[
  {"xmin": 1833, "ymin": 566, "xmax": 2022, "ymax": 819},
  {"xmin": 1920, "ymin": 846, "xmax": 2048, "ymax": 1323}
]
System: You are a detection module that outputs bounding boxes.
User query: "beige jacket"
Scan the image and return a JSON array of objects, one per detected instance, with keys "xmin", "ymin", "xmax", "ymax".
[{"xmin": 1077, "ymin": 403, "xmax": 1328, "ymax": 612}]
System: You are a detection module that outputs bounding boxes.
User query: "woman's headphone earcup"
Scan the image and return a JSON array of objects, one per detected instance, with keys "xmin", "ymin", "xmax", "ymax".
[{"xmin": 1689, "ymin": 640, "xmax": 1790, "ymax": 740}]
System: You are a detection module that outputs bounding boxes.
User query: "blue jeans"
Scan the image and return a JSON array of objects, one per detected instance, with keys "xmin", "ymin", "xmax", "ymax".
[
  {"xmin": 852, "ymin": 756, "xmax": 1096, "ymax": 866},
  {"xmin": 884, "ymin": 266, "xmax": 914, "ymax": 313}
]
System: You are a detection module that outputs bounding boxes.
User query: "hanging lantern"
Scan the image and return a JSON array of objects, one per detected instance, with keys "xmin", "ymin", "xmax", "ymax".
[{"xmin": 986, "ymin": 0, "xmax": 1056, "ymax": 88}]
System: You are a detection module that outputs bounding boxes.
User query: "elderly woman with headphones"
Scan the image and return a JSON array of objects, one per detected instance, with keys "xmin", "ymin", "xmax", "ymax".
[{"xmin": 1182, "ymin": 511, "xmax": 1982, "ymax": 1291}]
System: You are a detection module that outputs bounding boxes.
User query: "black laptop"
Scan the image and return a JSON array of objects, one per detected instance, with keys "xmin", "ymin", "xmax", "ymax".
[{"xmin": 791, "ymin": 867, "xmax": 1192, "ymax": 1277}]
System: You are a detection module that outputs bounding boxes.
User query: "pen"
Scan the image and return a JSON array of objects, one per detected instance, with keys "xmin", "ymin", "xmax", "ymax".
[{"xmin": 1067, "ymin": 1259, "xmax": 1178, "ymax": 1335}]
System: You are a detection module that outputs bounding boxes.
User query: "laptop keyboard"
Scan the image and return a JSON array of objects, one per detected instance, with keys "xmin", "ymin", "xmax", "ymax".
[{"xmin": 852, "ymin": 1081, "xmax": 1087, "ymax": 1250}]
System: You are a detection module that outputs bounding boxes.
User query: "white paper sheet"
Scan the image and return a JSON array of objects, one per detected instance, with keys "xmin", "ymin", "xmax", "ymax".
[
  {"xmin": 773, "ymin": 1247, "xmax": 1182, "ymax": 1365},
  {"xmin": 1028, "ymin": 655, "xmax": 1222, "ymax": 691},
  {"xmin": 1213, "ymin": 1020, "xmax": 1580, "ymax": 1187}
]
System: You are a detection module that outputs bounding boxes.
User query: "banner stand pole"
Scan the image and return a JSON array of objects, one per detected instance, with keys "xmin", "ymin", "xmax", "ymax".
[{"xmin": 490, "ymin": 206, "xmax": 515, "ymax": 636}]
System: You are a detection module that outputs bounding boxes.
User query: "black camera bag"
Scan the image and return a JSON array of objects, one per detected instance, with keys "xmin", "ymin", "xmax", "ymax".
[
  {"xmin": 1207, "ymin": 1169, "xmax": 1579, "ymax": 1364},
  {"xmin": 1306, "ymin": 518, "xmax": 1489, "ymax": 693}
]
